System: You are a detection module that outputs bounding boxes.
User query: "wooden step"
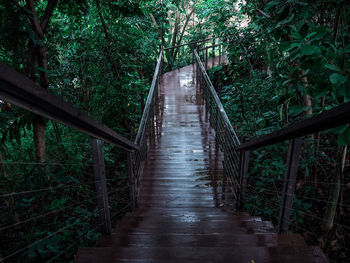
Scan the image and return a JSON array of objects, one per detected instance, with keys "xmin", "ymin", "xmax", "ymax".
[
  {"xmin": 121, "ymin": 214, "xmax": 261, "ymax": 223},
  {"xmin": 75, "ymin": 246, "xmax": 317, "ymax": 263},
  {"xmin": 113, "ymin": 220, "xmax": 274, "ymax": 235},
  {"xmin": 124, "ymin": 207, "xmax": 238, "ymax": 215},
  {"xmin": 95, "ymin": 233, "xmax": 306, "ymax": 248}
]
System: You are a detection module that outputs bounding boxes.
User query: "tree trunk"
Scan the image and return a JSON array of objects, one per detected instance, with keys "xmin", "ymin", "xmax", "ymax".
[
  {"xmin": 0, "ymin": 150, "xmax": 7, "ymax": 178},
  {"xmin": 173, "ymin": 7, "xmax": 196, "ymax": 59},
  {"xmin": 96, "ymin": 1, "xmax": 131, "ymax": 132},
  {"xmin": 150, "ymin": 13, "xmax": 165, "ymax": 47},
  {"xmin": 96, "ymin": 0, "xmax": 121, "ymax": 80},
  {"xmin": 322, "ymin": 145, "xmax": 347, "ymax": 232},
  {"xmin": 33, "ymin": 116, "xmax": 46, "ymax": 162},
  {"xmin": 25, "ymin": 0, "xmax": 58, "ymax": 162},
  {"xmin": 170, "ymin": 9, "xmax": 180, "ymax": 59}
]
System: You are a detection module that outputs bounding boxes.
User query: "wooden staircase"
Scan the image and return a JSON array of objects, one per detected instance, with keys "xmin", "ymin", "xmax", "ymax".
[
  {"xmin": 76, "ymin": 209, "xmax": 326, "ymax": 262},
  {"xmin": 75, "ymin": 63, "xmax": 328, "ymax": 263}
]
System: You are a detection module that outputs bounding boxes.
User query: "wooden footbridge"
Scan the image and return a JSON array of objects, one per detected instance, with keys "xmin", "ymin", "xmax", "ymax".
[
  {"xmin": 74, "ymin": 57, "xmax": 325, "ymax": 262},
  {"xmin": 1, "ymin": 39, "xmax": 349, "ymax": 262}
]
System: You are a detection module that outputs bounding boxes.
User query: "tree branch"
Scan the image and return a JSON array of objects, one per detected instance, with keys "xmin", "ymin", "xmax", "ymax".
[
  {"xmin": 150, "ymin": 13, "xmax": 165, "ymax": 46},
  {"xmin": 173, "ymin": 6, "xmax": 196, "ymax": 59},
  {"xmin": 26, "ymin": 0, "xmax": 44, "ymax": 39},
  {"xmin": 256, "ymin": 8, "xmax": 271, "ymax": 19},
  {"xmin": 40, "ymin": 0, "xmax": 58, "ymax": 33}
]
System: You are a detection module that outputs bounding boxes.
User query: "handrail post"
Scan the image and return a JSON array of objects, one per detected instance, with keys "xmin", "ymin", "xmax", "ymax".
[
  {"xmin": 205, "ymin": 47, "xmax": 208, "ymax": 70},
  {"xmin": 212, "ymin": 37, "xmax": 215, "ymax": 60},
  {"xmin": 278, "ymin": 137, "xmax": 302, "ymax": 233},
  {"xmin": 90, "ymin": 137, "xmax": 112, "ymax": 235},
  {"xmin": 196, "ymin": 46, "xmax": 199, "ymax": 84},
  {"xmin": 127, "ymin": 151, "xmax": 136, "ymax": 209},
  {"xmin": 237, "ymin": 136, "xmax": 250, "ymax": 210},
  {"xmin": 192, "ymin": 44, "xmax": 195, "ymax": 64},
  {"xmin": 140, "ymin": 93, "xmax": 145, "ymax": 115}
]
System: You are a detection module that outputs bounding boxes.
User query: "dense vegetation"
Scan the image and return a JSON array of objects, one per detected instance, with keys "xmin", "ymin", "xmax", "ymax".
[
  {"xmin": 0, "ymin": 0, "xmax": 349, "ymax": 262},
  {"xmin": 200, "ymin": 0, "xmax": 350, "ymax": 262}
]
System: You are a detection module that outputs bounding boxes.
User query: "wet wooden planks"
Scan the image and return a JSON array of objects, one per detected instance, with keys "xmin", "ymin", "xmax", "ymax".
[{"xmin": 75, "ymin": 58, "xmax": 326, "ymax": 263}]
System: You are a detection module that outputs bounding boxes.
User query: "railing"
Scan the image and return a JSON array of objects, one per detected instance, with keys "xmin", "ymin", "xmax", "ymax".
[
  {"xmin": 163, "ymin": 37, "xmax": 225, "ymax": 71},
  {"xmin": 195, "ymin": 44, "xmax": 349, "ymax": 259},
  {"xmin": 237, "ymin": 101, "xmax": 350, "ymax": 234},
  {"xmin": 133, "ymin": 51, "xmax": 163, "ymax": 203},
  {"xmin": 0, "ymin": 50, "xmax": 163, "ymax": 261},
  {"xmin": 196, "ymin": 40, "xmax": 226, "ymax": 71},
  {"xmin": 194, "ymin": 50, "xmax": 241, "ymax": 201}
]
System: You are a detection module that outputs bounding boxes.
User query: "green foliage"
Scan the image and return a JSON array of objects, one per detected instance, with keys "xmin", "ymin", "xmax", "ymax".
[
  {"xmin": 202, "ymin": 0, "xmax": 350, "ymax": 261},
  {"xmin": 0, "ymin": 0, "xmax": 161, "ymax": 261}
]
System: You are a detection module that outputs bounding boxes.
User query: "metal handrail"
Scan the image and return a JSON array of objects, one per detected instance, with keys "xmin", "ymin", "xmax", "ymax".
[
  {"xmin": 194, "ymin": 51, "xmax": 240, "ymax": 146},
  {"xmin": 238, "ymin": 101, "xmax": 350, "ymax": 151},
  {"xmin": 0, "ymin": 63, "xmax": 137, "ymax": 152},
  {"xmin": 194, "ymin": 50, "xmax": 241, "ymax": 200},
  {"xmin": 0, "ymin": 61, "xmax": 142, "ymax": 235},
  {"xmin": 132, "ymin": 50, "xmax": 163, "ymax": 200},
  {"xmin": 135, "ymin": 50, "xmax": 163, "ymax": 145},
  {"xmin": 163, "ymin": 38, "xmax": 213, "ymax": 50}
]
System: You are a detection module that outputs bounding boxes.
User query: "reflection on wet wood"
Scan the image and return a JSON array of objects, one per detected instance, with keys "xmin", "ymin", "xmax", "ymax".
[{"xmin": 76, "ymin": 58, "xmax": 326, "ymax": 263}]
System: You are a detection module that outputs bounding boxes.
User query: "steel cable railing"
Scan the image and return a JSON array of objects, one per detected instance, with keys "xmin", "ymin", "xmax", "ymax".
[
  {"xmin": 132, "ymin": 51, "xmax": 163, "ymax": 204},
  {"xmin": 0, "ymin": 53, "xmax": 146, "ymax": 261},
  {"xmin": 0, "ymin": 46, "xmax": 166, "ymax": 261},
  {"xmin": 194, "ymin": 49, "xmax": 241, "ymax": 203}
]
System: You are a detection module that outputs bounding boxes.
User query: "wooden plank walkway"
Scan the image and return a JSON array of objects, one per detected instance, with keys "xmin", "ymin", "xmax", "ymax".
[{"xmin": 75, "ymin": 60, "xmax": 327, "ymax": 263}]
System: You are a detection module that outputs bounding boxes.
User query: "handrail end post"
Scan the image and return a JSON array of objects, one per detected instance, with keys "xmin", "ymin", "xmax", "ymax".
[
  {"xmin": 90, "ymin": 137, "xmax": 112, "ymax": 235},
  {"xmin": 127, "ymin": 151, "xmax": 137, "ymax": 210},
  {"xmin": 237, "ymin": 136, "xmax": 250, "ymax": 211},
  {"xmin": 278, "ymin": 137, "xmax": 303, "ymax": 234}
]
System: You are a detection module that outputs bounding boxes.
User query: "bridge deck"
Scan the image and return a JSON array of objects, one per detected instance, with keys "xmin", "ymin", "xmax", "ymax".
[{"xmin": 75, "ymin": 60, "xmax": 325, "ymax": 263}]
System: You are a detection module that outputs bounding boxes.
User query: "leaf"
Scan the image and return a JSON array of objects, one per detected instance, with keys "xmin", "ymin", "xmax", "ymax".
[
  {"xmin": 279, "ymin": 41, "xmax": 291, "ymax": 51},
  {"xmin": 338, "ymin": 81, "xmax": 350, "ymax": 100},
  {"xmin": 312, "ymin": 26, "xmax": 327, "ymax": 40},
  {"xmin": 37, "ymin": 67, "xmax": 51, "ymax": 73},
  {"xmin": 330, "ymin": 73, "xmax": 347, "ymax": 85},
  {"xmin": 279, "ymin": 13, "xmax": 294, "ymax": 25},
  {"xmin": 289, "ymin": 105, "xmax": 309, "ymax": 117},
  {"xmin": 280, "ymin": 42, "xmax": 300, "ymax": 52},
  {"xmin": 265, "ymin": 1, "xmax": 278, "ymax": 10},
  {"xmin": 49, "ymin": 197, "xmax": 67, "ymax": 209},
  {"xmin": 22, "ymin": 197, "xmax": 36, "ymax": 203},
  {"xmin": 291, "ymin": 31, "xmax": 302, "ymax": 40},
  {"xmin": 300, "ymin": 45, "xmax": 321, "ymax": 56},
  {"xmin": 304, "ymin": 32, "xmax": 316, "ymax": 39},
  {"xmin": 276, "ymin": 5, "xmax": 286, "ymax": 14},
  {"xmin": 338, "ymin": 125, "xmax": 350, "ymax": 146},
  {"xmin": 325, "ymin": 64, "xmax": 341, "ymax": 72}
]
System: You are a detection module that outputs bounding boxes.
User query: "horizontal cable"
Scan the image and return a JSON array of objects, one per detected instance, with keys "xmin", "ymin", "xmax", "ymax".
[
  {"xmin": 0, "ymin": 177, "xmax": 123, "ymax": 198},
  {"xmin": 46, "ymin": 223, "xmax": 103, "ymax": 263},
  {"xmin": 243, "ymin": 173, "xmax": 350, "ymax": 187},
  {"xmin": 249, "ymin": 185, "xmax": 350, "ymax": 208},
  {"xmin": 289, "ymin": 222, "xmax": 349, "ymax": 251},
  {"xmin": 0, "ymin": 192, "xmax": 106, "ymax": 231},
  {"xmin": 0, "ymin": 161, "xmax": 116, "ymax": 167},
  {"xmin": 2, "ymin": 208, "xmax": 103, "ymax": 260},
  {"xmin": 0, "ymin": 181, "xmax": 97, "ymax": 198},
  {"xmin": 253, "ymin": 194, "xmax": 350, "ymax": 232},
  {"xmin": 285, "ymin": 205, "xmax": 350, "ymax": 231},
  {"xmin": 245, "ymin": 185, "xmax": 350, "ymax": 209},
  {"xmin": 245, "ymin": 197, "xmax": 349, "ymax": 252}
]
